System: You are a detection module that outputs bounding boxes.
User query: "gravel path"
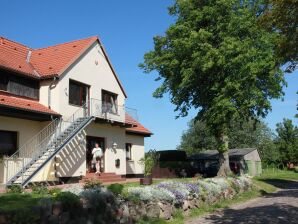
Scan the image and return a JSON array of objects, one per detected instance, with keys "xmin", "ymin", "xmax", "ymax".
[{"xmin": 186, "ymin": 180, "xmax": 298, "ymax": 224}]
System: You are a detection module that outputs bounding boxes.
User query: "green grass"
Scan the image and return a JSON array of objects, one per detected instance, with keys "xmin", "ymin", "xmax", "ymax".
[
  {"xmin": 257, "ymin": 168, "xmax": 298, "ymax": 181},
  {"xmin": 0, "ymin": 193, "xmax": 44, "ymax": 212}
]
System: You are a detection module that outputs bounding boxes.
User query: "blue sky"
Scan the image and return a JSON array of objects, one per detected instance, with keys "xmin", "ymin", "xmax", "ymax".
[{"xmin": 1, "ymin": 0, "xmax": 297, "ymax": 151}]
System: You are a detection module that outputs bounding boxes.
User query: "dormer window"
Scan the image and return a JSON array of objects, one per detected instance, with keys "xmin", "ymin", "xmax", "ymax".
[
  {"xmin": 69, "ymin": 80, "xmax": 89, "ymax": 106},
  {"xmin": 102, "ymin": 90, "xmax": 118, "ymax": 114}
]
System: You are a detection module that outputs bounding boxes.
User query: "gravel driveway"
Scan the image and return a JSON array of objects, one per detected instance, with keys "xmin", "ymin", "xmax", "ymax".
[{"xmin": 186, "ymin": 180, "xmax": 298, "ymax": 224}]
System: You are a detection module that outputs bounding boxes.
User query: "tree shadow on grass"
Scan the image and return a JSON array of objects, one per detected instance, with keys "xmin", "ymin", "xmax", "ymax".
[
  {"xmin": 258, "ymin": 179, "xmax": 298, "ymax": 190},
  {"xmin": 204, "ymin": 203, "xmax": 298, "ymax": 224}
]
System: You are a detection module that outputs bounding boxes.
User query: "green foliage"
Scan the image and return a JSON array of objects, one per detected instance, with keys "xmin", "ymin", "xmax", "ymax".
[
  {"xmin": 30, "ymin": 185, "xmax": 49, "ymax": 195},
  {"xmin": 48, "ymin": 187, "xmax": 62, "ymax": 197},
  {"xmin": 139, "ymin": 149, "xmax": 158, "ymax": 177},
  {"xmin": 140, "ymin": 0, "xmax": 285, "ymax": 175},
  {"xmin": 83, "ymin": 179, "xmax": 102, "ymax": 190},
  {"xmin": 7, "ymin": 185, "xmax": 23, "ymax": 194},
  {"xmin": 294, "ymin": 167, "xmax": 298, "ymax": 173},
  {"xmin": 275, "ymin": 119, "xmax": 298, "ymax": 164},
  {"xmin": 177, "ymin": 119, "xmax": 217, "ymax": 154},
  {"xmin": 107, "ymin": 183, "xmax": 124, "ymax": 196},
  {"xmin": 55, "ymin": 192, "xmax": 81, "ymax": 216},
  {"xmin": 260, "ymin": 0, "xmax": 298, "ymax": 71}
]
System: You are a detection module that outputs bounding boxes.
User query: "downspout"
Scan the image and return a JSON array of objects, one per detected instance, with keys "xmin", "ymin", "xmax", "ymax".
[{"xmin": 48, "ymin": 77, "xmax": 57, "ymax": 110}]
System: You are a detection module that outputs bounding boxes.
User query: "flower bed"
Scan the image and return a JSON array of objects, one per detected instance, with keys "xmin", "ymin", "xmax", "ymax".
[
  {"xmin": 122, "ymin": 176, "xmax": 252, "ymax": 221},
  {"xmin": 0, "ymin": 176, "xmax": 252, "ymax": 223}
]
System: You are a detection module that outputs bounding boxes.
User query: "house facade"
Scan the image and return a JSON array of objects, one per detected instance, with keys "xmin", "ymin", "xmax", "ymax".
[{"xmin": 0, "ymin": 36, "xmax": 152, "ymax": 186}]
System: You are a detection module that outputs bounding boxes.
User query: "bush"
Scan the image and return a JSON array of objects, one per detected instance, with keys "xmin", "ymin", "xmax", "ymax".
[
  {"xmin": 107, "ymin": 183, "xmax": 124, "ymax": 196},
  {"xmin": 31, "ymin": 185, "xmax": 48, "ymax": 195},
  {"xmin": 83, "ymin": 179, "xmax": 102, "ymax": 190},
  {"xmin": 7, "ymin": 185, "xmax": 23, "ymax": 194},
  {"xmin": 48, "ymin": 187, "xmax": 62, "ymax": 197},
  {"xmin": 55, "ymin": 192, "xmax": 82, "ymax": 216},
  {"xmin": 81, "ymin": 188, "xmax": 119, "ymax": 223},
  {"xmin": 294, "ymin": 166, "xmax": 298, "ymax": 173}
]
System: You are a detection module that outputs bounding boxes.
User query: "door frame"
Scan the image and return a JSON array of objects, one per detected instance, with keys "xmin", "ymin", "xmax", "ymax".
[{"xmin": 86, "ymin": 136, "xmax": 106, "ymax": 173}]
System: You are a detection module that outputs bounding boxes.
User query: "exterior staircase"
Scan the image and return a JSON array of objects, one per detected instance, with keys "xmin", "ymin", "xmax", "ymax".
[
  {"xmin": 81, "ymin": 172, "xmax": 126, "ymax": 184},
  {"xmin": 5, "ymin": 104, "xmax": 93, "ymax": 187}
]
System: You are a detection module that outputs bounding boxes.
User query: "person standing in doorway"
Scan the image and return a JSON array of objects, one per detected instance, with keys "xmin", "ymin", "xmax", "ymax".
[{"xmin": 92, "ymin": 143, "xmax": 103, "ymax": 174}]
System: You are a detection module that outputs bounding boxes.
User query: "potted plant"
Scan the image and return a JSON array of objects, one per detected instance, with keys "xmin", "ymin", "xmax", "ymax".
[{"xmin": 139, "ymin": 149, "xmax": 157, "ymax": 185}]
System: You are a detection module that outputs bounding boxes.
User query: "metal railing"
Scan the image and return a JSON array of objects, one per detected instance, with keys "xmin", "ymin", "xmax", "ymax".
[
  {"xmin": 5, "ymin": 103, "xmax": 90, "ymax": 185},
  {"xmin": 4, "ymin": 98, "xmax": 139, "ymax": 185},
  {"xmin": 90, "ymin": 98, "xmax": 138, "ymax": 123}
]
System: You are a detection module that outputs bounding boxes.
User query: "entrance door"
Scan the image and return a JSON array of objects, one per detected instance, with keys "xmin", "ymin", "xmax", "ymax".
[{"xmin": 86, "ymin": 136, "xmax": 105, "ymax": 173}]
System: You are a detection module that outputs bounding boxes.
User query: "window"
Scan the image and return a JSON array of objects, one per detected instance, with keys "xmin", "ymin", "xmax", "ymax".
[
  {"xmin": 0, "ymin": 73, "xmax": 39, "ymax": 99},
  {"xmin": 69, "ymin": 80, "xmax": 88, "ymax": 106},
  {"xmin": 102, "ymin": 90, "xmax": 118, "ymax": 114},
  {"xmin": 126, "ymin": 143, "xmax": 132, "ymax": 160},
  {"xmin": 0, "ymin": 130, "xmax": 17, "ymax": 156}
]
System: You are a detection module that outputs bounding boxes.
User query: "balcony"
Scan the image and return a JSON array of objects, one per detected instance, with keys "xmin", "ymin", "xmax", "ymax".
[{"xmin": 89, "ymin": 98, "xmax": 138, "ymax": 126}]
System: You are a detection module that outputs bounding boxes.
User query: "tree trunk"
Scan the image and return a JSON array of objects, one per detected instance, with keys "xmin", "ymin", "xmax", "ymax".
[{"xmin": 217, "ymin": 133, "xmax": 232, "ymax": 177}]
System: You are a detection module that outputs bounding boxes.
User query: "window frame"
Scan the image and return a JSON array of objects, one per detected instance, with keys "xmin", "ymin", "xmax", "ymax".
[
  {"xmin": 101, "ymin": 89, "xmax": 118, "ymax": 114},
  {"xmin": 125, "ymin": 143, "xmax": 132, "ymax": 161},
  {"xmin": 69, "ymin": 79, "xmax": 90, "ymax": 107},
  {"xmin": 0, "ymin": 130, "xmax": 18, "ymax": 156}
]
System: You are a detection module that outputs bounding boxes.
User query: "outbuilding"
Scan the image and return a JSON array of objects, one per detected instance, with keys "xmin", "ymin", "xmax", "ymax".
[{"xmin": 189, "ymin": 148, "xmax": 262, "ymax": 177}]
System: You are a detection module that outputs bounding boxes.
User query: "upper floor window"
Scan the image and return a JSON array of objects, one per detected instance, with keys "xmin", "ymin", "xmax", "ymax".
[
  {"xmin": 0, "ymin": 72, "xmax": 39, "ymax": 99},
  {"xmin": 69, "ymin": 80, "xmax": 89, "ymax": 106},
  {"xmin": 126, "ymin": 143, "xmax": 132, "ymax": 160},
  {"xmin": 0, "ymin": 130, "xmax": 17, "ymax": 156},
  {"xmin": 102, "ymin": 90, "xmax": 118, "ymax": 114}
]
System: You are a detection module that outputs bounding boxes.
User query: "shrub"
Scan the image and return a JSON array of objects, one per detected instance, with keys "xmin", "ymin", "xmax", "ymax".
[
  {"xmin": 80, "ymin": 187, "xmax": 119, "ymax": 223},
  {"xmin": 294, "ymin": 166, "xmax": 298, "ymax": 173},
  {"xmin": 48, "ymin": 187, "xmax": 62, "ymax": 197},
  {"xmin": 31, "ymin": 185, "xmax": 49, "ymax": 195},
  {"xmin": 83, "ymin": 179, "xmax": 102, "ymax": 190},
  {"xmin": 55, "ymin": 192, "xmax": 82, "ymax": 217},
  {"xmin": 7, "ymin": 185, "xmax": 23, "ymax": 194},
  {"xmin": 107, "ymin": 183, "xmax": 124, "ymax": 196}
]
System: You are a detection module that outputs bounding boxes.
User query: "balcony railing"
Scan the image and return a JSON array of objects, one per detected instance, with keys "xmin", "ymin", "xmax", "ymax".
[{"xmin": 89, "ymin": 98, "xmax": 138, "ymax": 123}]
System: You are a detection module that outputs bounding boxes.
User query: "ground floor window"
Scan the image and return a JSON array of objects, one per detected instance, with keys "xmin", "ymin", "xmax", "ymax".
[
  {"xmin": 0, "ymin": 130, "xmax": 17, "ymax": 156},
  {"xmin": 126, "ymin": 143, "xmax": 132, "ymax": 160}
]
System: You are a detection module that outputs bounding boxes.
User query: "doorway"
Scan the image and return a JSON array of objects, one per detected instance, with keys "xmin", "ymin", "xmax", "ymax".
[{"xmin": 86, "ymin": 136, "xmax": 105, "ymax": 173}]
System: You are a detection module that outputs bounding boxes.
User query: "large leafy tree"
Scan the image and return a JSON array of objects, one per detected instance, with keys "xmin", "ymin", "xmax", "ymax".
[
  {"xmin": 140, "ymin": 0, "xmax": 285, "ymax": 176},
  {"xmin": 275, "ymin": 119, "xmax": 298, "ymax": 165},
  {"xmin": 261, "ymin": 0, "xmax": 298, "ymax": 72}
]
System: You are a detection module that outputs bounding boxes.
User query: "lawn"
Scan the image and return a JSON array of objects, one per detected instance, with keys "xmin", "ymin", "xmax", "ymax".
[{"xmin": 0, "ymin": 193, "xmax": 43, "ymax": 212}]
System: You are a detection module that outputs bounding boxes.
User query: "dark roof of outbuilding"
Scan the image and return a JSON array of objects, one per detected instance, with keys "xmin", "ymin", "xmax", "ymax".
[{"xmin": 188, "ymin": 148, "xmax": 257, "ymax": 160}]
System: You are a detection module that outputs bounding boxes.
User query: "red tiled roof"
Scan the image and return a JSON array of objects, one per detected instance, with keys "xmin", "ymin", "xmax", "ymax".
[
  {"xmin": 30, "ymin": 36, "xmax": 97, "ymax": 77},
  {"xmin": 0, "ymin": 91, "xmax": 60, "ymax": 116},
  {"xmin": 0, "ymin": 36, "xmax": 97, "ymax": 78},
  {"xmin": 125, "ymin": 114, "xmax": 152, "ymax": 136},
  {"xmin": 0, "ymin": 36, "xmax": 128, "ymax": 97}
]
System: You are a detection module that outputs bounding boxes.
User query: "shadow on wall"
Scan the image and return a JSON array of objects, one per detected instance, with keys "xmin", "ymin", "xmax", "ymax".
[{"xmin": 56, "ymin": 131, "xmax": 86, "ymax": 178}]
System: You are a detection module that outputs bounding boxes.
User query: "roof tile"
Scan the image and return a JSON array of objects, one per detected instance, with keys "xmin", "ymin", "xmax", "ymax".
[{"xmin": 0, "ymin": 91, "xmax": 59, "ymax": 115}]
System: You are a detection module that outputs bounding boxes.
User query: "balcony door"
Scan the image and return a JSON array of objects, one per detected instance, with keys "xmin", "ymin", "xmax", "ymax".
[{"xmin": 102, "ymin": 90, "xmax": 118, "ymax": 114}]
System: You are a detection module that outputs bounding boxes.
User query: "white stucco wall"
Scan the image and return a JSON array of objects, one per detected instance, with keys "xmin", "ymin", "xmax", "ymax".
[
  {"xmin": 0, "ymin": 116, "xmax": 49, "ymax": 149},
  {"xmin": 86, "ymin": 122, "xmax": 127, "ymax": 175},
  {"xmin": 125, "ymin": 134, "xmax": 145, "ymax": 175},
  {"xmin": 45, "ymin": 42, "xmax": 126, "ymax": 120}
]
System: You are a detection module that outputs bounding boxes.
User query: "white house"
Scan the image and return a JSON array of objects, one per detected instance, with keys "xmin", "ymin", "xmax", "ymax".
[{"xmin": 0, "ymin": 36, "xmax": 152, "ymax": 187}]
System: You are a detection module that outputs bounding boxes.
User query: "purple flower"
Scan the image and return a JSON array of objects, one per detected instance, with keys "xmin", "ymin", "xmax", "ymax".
[{"xmin": 184, "ymin": 183, "xmax": 199, "ymax": 194}]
